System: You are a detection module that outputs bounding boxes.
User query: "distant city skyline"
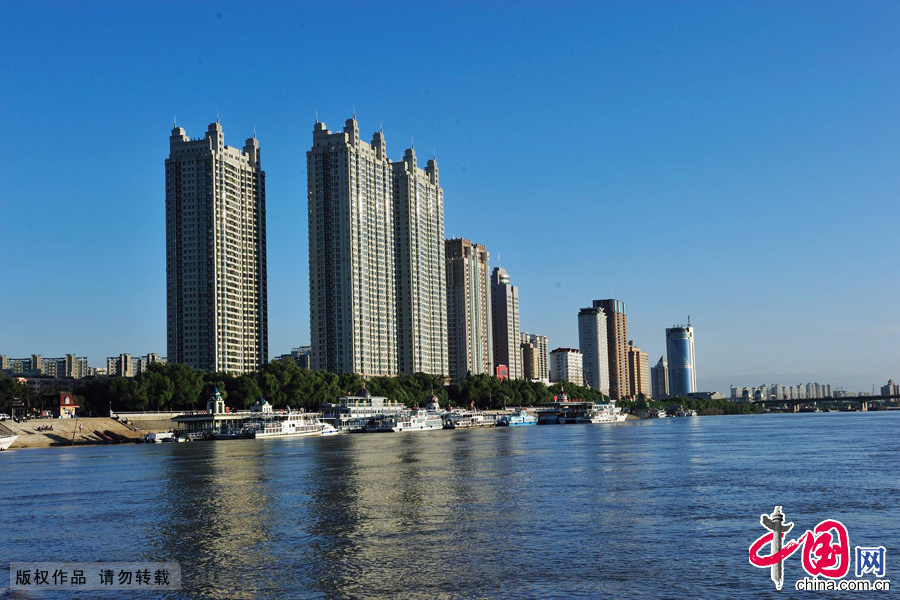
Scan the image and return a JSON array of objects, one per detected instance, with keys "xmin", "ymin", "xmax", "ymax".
[{"xmin": 1, "ymin": 2, "xmax": 898, "ymax": 392}]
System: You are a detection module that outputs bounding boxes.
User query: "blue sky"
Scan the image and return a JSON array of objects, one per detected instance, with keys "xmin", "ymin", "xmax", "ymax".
[{"xmin": 1, "ymin": 1, "xmax": 897, "ymax": 392}]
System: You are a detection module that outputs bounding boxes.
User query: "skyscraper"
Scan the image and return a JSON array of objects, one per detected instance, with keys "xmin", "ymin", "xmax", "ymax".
[
  {"xmin": 578, "ymin": 306, "xmax": 610, "ymax": 396},
  {"xmin": 393, "ymin": 147, "xmax": 447, "ymax": 376},
  {"xmin": 627, "ymin": 341, "xmax": 650, "ymax": 399},
  {"xmin": 594, "ymin": 299, "xmax": 630, "ymax": 400},
  {"xmin": 666, "ymin": 323, "xmax": 696, "ymax": 396},
  {"xmin": 308, "ymin": 118, "xmax": 396, "ymax": 376},
  {"xmin": 446, "ymin": 238, "xmax": 492, "ymax": 383},
  {"xmin": 166, "ymin": 121, "xmax": 267, "ymax": 374},
  {"xmin": 651, "ymin": 356, "xmax": 668, "ymax": 399},
  {"xmin": 491, "ymin": 266, "xmax": 522, "ymax": 379}
]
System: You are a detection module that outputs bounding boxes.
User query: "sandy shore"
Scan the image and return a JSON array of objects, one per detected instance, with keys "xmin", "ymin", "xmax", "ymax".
[{"xmin": 1, "ymin": 417, "xmax": 146, "ymax": 449}]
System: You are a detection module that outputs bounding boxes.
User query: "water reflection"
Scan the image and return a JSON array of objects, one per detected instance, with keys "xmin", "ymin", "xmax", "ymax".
[{"xmin": 154, "ymin": 441, "xmax": 278, "ymax": 599}]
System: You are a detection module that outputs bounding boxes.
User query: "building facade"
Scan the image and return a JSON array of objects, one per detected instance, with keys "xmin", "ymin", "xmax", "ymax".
[
  {"xmin": 393, "ymin": 148, "xmax": 447, "ymax": 376},
  {"xmin": 1, "ymin": 354, "xmax": 90, "ymax": 379},
  {"xmin": 166, "ymin": 121, "xmax": 267, "ymax": 374},
  {"xmin": 593, "ymin": 299, "xmax": 630, "ymax": 400},
  {"xmin": 666, "ymin": 324, "xmax": 696, "ymax": 397},
  {"xmin": 627, "ymin": 341, "xmax": 650, "ymax": 399},
  {"xmin": 520, "ymin": 332, "xmax": 549, "ymax": 382},
  {"xmin": 521, "ymin": 341, "xmax": 539, "ymax": 381},
  {"xmin": 881, "ymin": 380, "xmax": 899, "ymax": 397},
  {"xmin": 105, "ymin": 353, "xmax": 164, "ymax": 378},
  {"xmin": 650, "ymin": 356, "xmax": 668, "ymax": 399},
  {"xmin": 308, "ymin": 118, "xmax": 396, "ymax": 377},
  {"xmin": 446, "ymin": 238, "xmax": 492, "ymax": 383},
  {"xmin": 491, "ymin": 267, "xmax": 522, "ymax": 380},
  {"xmin": 578, "ymin": 306, "xmax": 610, "ymax": 396},
  {"xmin": 549, "ymin": 348, "xmax": 583, "ymax": 386}
]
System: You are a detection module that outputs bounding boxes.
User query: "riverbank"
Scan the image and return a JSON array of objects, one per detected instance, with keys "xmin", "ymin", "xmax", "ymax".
[{"xmin": 1, "ymin": 417, "xmax": 144, "ymax": 449}]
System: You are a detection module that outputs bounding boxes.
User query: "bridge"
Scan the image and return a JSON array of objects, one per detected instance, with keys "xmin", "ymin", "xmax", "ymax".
[{"xmin": 754, "ymin": 394, "xmax": 900, "ymax": 412}]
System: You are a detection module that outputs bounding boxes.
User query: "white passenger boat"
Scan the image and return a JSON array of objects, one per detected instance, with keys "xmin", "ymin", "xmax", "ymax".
[
  {"xmin": 147, "ymin": 431, "xmax": 176, "ymax": 443},
  {"xmin": 391, "ymin": 408, "xmax": 443, "ymax": 432},
  {"xmin": 442, "ymin": 409, "xmax": 489, "ymax": 429},
  {"xmin": 321, "ymin": 388, "xmax": 407, "ymax": 433},
  {"xmin": 249, "ymin": 409, "xmax": 339, "ymax": 439},
  {"xmin": 0, "ymin": 435, "xmax": 18, "ymax": 451},
  {"xmin": 576, "ymin": 401, "xmax": 627, "ymax": 423}
]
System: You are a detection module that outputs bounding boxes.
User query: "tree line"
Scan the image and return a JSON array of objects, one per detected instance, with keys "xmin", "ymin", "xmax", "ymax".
[{"xmin": 1, "ymin": 360, "xmax": 762, "ymax": 416}]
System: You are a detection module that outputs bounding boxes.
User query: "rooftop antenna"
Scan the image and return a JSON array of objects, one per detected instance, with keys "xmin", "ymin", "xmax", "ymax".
[
  {"xmin": 315, "ymin": 110, "xmax": 319, "ymax": 123},
  {"xmin": 498, "ymin": 253, "xmax": 501, "ymax": 268},
  {"xmin": 411, "ymin": 137, "xmax": 415, "ymax": 149},
  {"xmin": 253, "ymin": 124, "xmax": 257, "ymax": 139},
  {"xmin": 173, "ymin": 115, "xmax": 177, "ymax": 128},
  {"xmin": 688, "ymin": 315, "xmax": 692, "ymax": 327},
  {"xmin": 216, "ymin": 108, "xmax": 220, "ymax": 124},
  {"xmin": 352, "ymin": 105, "xmax": 356, "ymax": 119}
]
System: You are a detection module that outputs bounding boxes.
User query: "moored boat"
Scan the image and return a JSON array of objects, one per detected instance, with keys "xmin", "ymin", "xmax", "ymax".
[
  {"xmin": 392, "ymin": 408, "xmax": 443, "ymax": 432},
  {"xmin": 575, "ymin": 401, "xmax": 627, "ymax": 423},
  {"xmin": 249, "ymin": 409, "xmax": 339, "ymax": 439},
  {"xmin": 496, "ymin": 408, "xmax": 537, "ymax": 427},
  {"xmin": 0, "ymin": 434, "xmax": 18, "ymax": 451},
  {"xmin": 442, "ymin": 409, "xmax": 489, "ymax": 429}
]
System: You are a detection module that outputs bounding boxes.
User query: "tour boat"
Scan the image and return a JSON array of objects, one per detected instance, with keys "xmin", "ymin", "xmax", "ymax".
[
  {"xmin": 249, "ymin": 410, "xmax": 339, "ymax": 439},
  {"xmin": 321, "ymin": 388, "xmax": 407, "ymax": 433},
  {"xmin": 575, "ymin": 402, "xmax": 627, "ymax": 423},
  {"xmin": 496, "ymin": 408, "xmax": 537, "ymax": 427},
  {"xmin": 0, "ymin": 434, "xmax": 18, "ymax": 451},
  {"xmin": 442, "ymin": 409, "xmax": 489, "ymax": 429},
  {"xmin": 391, "ymin": 408, "xmax": 443, "ymax": 432}
]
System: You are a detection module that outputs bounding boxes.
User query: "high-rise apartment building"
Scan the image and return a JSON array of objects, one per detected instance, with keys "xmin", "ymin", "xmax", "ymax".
[
  {"xmin": 446, "ymin": 238, "xmax": 492, "ymax": 383},
  {"xmin": 393, "ymin": 148, "xmax": 447, "ymax": 376},
  {"xmin": 166, "ymin": 121, "xmax": 267, "ymax": 374},
  {"xmin": 578, "ymin": 306, "xmax": 610, "ymax": 396},
  {"xmin": 666, "ymin": 323, "xmax": 696, "ymax": 396},
  {"xmin": 308, "ymin": 118, "xmax": 396, "ymax": 377},
  {"xmin": 627, "ymin": 341, "xmax": 650, "ymax": 399},
  {"xmin": 491, "ymin": 267, "xmax": 522, "ymax": 380},
  {"xmin": 651, "ymin": 356, "xmax": 668, "ymax": 399},
  {"xmin": 549, "ymin": 348, "xmax": 583, "ymax": 385},
  {"xmin": 594, "ymin": 299, "xmax": 630, "ymax": 399},
  {"xmin": 520, "ymin": 332, "xmax": 549, "ymax": 382}
]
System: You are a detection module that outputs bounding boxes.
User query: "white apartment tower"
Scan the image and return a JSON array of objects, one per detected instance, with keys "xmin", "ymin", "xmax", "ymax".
[
  {"xmin": 550, "ymin": 348, "xmax": 584, "ymax": 386},
  {"xmin": 166, "ymin": 121, "xmax": 267, "ymax": 374},
  {"xmin": 308, "ymin": 118, "xmax": 396, "ymax": 377},
  {"xmin": 491, "ymin": 266, "xmax": 522, "ymax": 379},
  {"xmin": 578, "ymin": 305, "xmax": 610, "ymax": 396},
  {"xmin": 446, "ymin": 238, "xmax": 492, "ymax": 383},
  {"xmin": 393, "ymin": 148, "xmax": 447, "ymax": 375}
]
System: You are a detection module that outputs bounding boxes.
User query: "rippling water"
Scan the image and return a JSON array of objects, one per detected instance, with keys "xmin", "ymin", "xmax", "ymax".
[{"xmin": 1, "ymin": 412, "xmax": 897, "ymax": 599}]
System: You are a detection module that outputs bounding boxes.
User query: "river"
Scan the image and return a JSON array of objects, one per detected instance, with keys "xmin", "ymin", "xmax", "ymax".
[{"xmin": 1, "ymin": 411, "xmax": 897, "ymax": 599}]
